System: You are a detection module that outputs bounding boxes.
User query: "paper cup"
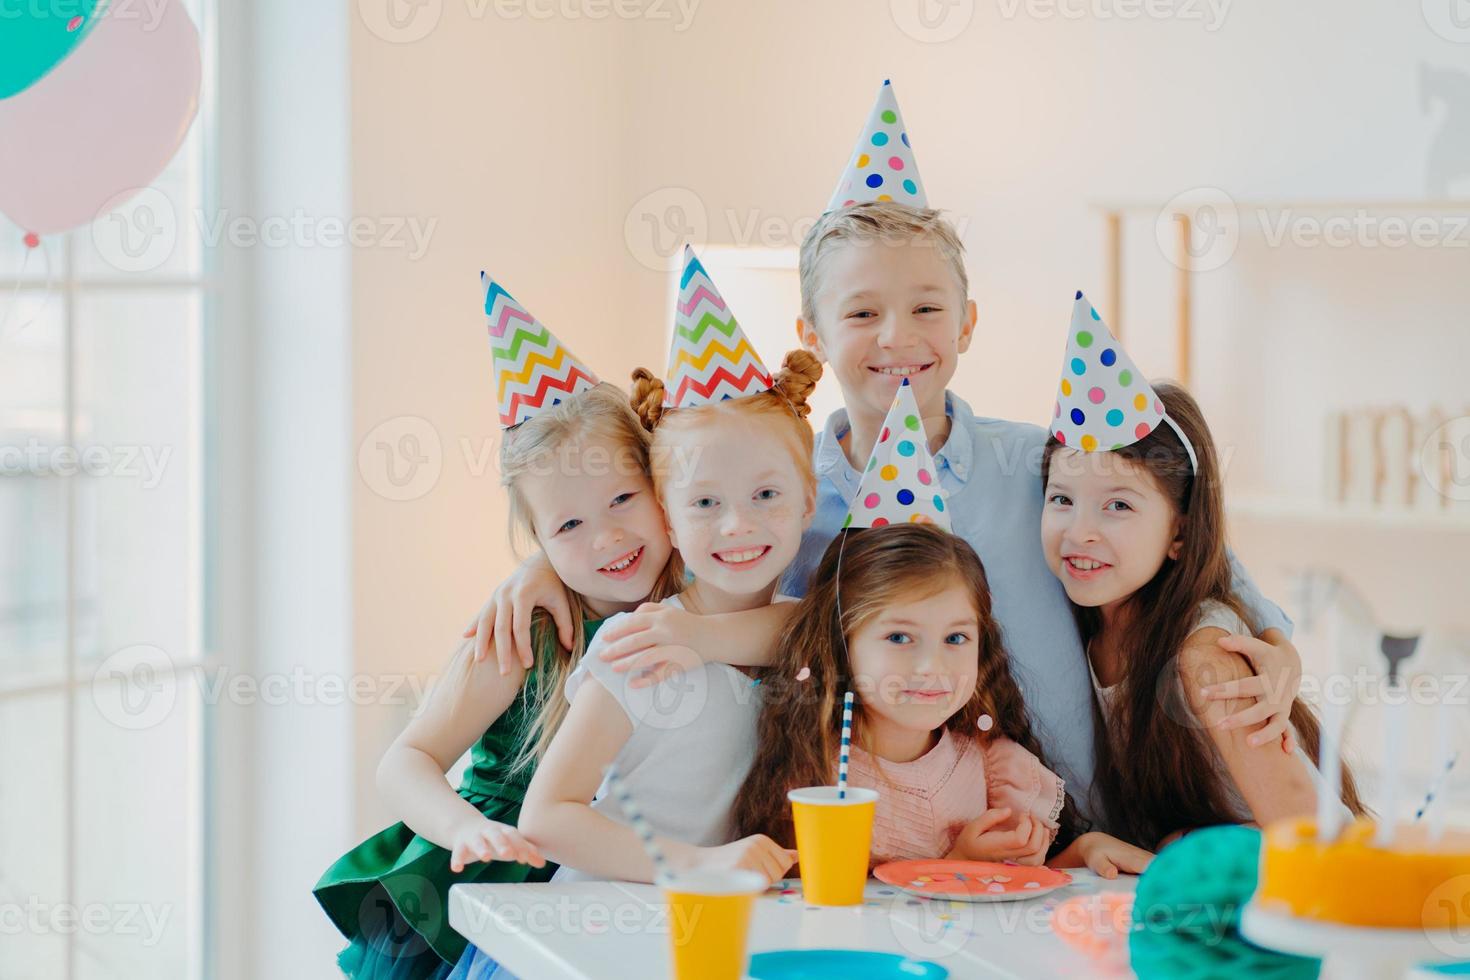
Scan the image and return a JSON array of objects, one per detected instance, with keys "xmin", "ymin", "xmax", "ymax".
[
  {"xmin": 663, "ymin": 869, "xmax": 766, "ymax": 980},
  {"xmin": 787, "ymin": 786, "xmax": 879, "ymax": 906}
]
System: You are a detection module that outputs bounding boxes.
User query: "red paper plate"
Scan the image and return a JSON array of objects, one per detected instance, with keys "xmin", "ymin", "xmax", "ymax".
[{"xmin": 873, "ymin": 859, "xmax": 1073, "ymax": 902}]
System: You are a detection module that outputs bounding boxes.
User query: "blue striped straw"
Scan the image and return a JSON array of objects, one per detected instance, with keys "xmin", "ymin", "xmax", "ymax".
[
  {"xmin": 838, "ymin": 690, "xmax": 854, "ymax": 799},
  {"xmin": 604, "ymin": 764, "xmax": 671, "ymax": 885},
  {"xmin": 1414, "ymin": 751, "xmax": 1460, "ymax": 822}
]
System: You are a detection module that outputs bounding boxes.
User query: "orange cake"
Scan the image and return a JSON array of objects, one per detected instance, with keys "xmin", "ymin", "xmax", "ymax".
[{"xmin": 1257, "ymin": 818, "xmax": 1470, "ymax": 929}]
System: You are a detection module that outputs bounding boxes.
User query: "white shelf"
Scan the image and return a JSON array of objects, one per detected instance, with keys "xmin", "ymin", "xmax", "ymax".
[{"xmin": 1228, "ymin": 496, "xmax": 1470, "ymax": 532}]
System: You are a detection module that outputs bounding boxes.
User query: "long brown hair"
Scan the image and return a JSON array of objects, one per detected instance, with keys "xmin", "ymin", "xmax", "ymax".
[
  {"xmin": 1042, "ymin": 381, "xmax": 1366, "ymax": 846},
  {"xmin": 733, "ymin": 524, "xmax": 1080, "ymax": 850}
]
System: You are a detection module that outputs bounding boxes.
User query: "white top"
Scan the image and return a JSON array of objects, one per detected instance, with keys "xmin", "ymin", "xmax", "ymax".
[
  {"xmin": 1089, "ymin": 600, "xmax": 1350, "ymax": 825},
  {"xmin": 552, "ymin": 593, "xmax": 790, "ymax": 881}
]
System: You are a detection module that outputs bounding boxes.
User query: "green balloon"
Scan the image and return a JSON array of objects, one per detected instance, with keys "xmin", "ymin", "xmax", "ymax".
[{"xmin": 0, "ymin": 1, "xmax": 103, "ymax": 101}]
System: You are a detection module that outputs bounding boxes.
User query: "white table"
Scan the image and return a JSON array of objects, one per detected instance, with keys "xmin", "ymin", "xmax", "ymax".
[{"xmin": 450, "ymin": 871, "xmax": 1138, "ymax": 980}]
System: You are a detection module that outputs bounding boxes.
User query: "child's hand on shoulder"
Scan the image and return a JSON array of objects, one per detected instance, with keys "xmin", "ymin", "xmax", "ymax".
[
  {"xmin": 686, "ymin": 834, "xmax": 798, "ymax": 886},
  {"xmin": 597, "ymin": 602, "xmax": 706, "ymax": 689},
  {"xmin": 947, "ymin": 808, "xmax": 1050, "ymax": 865},
  {"xmin": 1199, "ymin": 629, "xmax": 1302, "ymax": 753},
  {"xmin": 447, "ymin": 816, "xmax": 545, "ymax": 873},
  {"xmin": 462, "ymin": 552, "xmax": 571, "ymax": 675},
  {"xmin": 1062, "ymin": 832, "xmax": 1154, "ymax": 879}
]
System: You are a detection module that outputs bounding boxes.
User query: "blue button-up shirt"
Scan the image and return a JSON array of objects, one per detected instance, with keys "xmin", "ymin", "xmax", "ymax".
[{"xmin": 780, "ymin": 391, "xmax": 1291, "ymax": 824}]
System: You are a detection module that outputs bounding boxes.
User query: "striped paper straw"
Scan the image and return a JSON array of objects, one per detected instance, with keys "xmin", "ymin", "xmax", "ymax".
[
  {"xmin": 1415, "ymin": 751, "xmax": 1460, "ymax": 829},
  {"xmin": 604, "ymin": 764, "xmax": 670, "ymax": 885},
  {"xmin": 838, "ymin": 690, "xmax": 854, "ymax": 800}
]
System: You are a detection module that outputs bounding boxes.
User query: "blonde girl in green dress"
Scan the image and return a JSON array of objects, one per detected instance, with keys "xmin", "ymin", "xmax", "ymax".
[{"xmin": 313, "ymin": 372, "xmax": 683, "ymax": 979}]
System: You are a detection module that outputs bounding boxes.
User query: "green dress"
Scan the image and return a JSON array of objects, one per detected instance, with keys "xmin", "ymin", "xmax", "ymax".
[{"xmin": 314, "ymin": 619, "xmax": 605, "ymax": 976}]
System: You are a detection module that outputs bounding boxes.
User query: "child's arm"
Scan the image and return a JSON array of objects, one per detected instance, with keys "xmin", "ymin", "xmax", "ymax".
[
  {"xmin": 1180, "ymin": 629, "xmax": 1324, "ymax": 824},
  {"xmin": 1051, "ymin": 833, "xmax": 1155, "ymax": 879},
  {"xmin": 1209, "ymin": 551, "xmax": 1304, "ymax": 751},
  {"xmin": 1204, "ymin": 629, "xmax": 1302, "ymax": 752},
  {"xmin": 518, "ymin": 678, "xmax": 797, "ymax": 883},
  {"xmin": 594, "ymin": 602, "xmax": 797, "ymax": 687},
  {"xmin": 376, "ymin": 639, "xmax": 544, "ymax": 871},
  {"xmin": 461, "ymin": 551, "xmax": 573, "ymax": 675}
]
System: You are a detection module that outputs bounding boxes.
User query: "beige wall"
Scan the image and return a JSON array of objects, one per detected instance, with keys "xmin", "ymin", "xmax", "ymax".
[{"xmin": 349, "ymin": 0, "xmax": 1470, "ymax": 830}]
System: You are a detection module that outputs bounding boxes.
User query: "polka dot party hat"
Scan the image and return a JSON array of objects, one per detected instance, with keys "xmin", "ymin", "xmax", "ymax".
[
  {"xmin": 843, "ymin": 378, "xmax": 950, "ymax": 530},
  {"xmin": 1051, "ymin": 290, "xmax": 1198, "ymax": 471},
  {"xmin": 482, "ymin": 272, "xmax": 599, "ymax": 429},
  {"xmin": 825, "ymin": 79, "xmax": 928, "ymax": 212},
  {"xmin": 664, "ymin": 245, "xmax": 774, "ymax": 408}
]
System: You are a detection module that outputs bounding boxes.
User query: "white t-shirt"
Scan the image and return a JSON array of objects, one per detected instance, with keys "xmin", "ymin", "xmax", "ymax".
[
  {"xmin": 551, "ymin": 593, "xmax": 790, "ymax": 881},
  {"xmin": 1089, "ymin": 600, "xmax": 1351, "ymax": 825}
]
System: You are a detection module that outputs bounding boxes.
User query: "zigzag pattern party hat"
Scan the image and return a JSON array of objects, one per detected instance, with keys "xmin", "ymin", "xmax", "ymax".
[
  {"xmin": 826, "ymin": 79, "xmax": 928, "ymax": 212},
  {"xmin": 482, "ymin": 272, "xmax": 599, "ymax": 428},
  {"xmin": 665, "ymin": 245, "xmax": 773, "ymax": 408},
  {"xmin": 843, "ymin": 379, "xmax": 950, "ymax": 530},
  {"xmin": 1051, "ymin": 291, "xmax": 1197, "ymax": 471}
]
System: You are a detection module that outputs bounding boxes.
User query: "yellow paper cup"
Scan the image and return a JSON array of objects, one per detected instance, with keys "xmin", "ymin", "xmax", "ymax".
[
  {"xmin": 663, "ymin": 869, "xmax": 765, "ymax": 980},
  {"xmin": 788, "ymin": 786, "xmax": 878, "ymax": 906}
]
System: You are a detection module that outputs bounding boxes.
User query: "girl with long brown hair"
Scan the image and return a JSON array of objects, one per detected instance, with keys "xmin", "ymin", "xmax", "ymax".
[
  {"xmin": 1041, "ymin": 380, "xmax": 1367, "ymax": 849},
  {"xmin": 733, "ymin": 524, "xmax": 1151, "ymax": 876},
  {"xmin": 734, "ymin": 377, "xmax": 1151, "ymax": 877}
]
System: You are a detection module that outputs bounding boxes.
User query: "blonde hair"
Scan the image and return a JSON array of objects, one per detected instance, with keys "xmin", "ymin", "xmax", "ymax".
[
  {"xmin": 628, "ymin": 350, "xmax": 823, "ymax": 506},
  {"xmin": 485, "ymin": 383, "xmax": 684, "ymax": 776},
  {"xmin": 797, "ymin": 201, "xmax": 968, "ymax": 329}
]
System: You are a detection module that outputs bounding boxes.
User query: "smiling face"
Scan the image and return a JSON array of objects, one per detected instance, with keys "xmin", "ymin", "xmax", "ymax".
[
  {"xmin": 658, "ymin": 409, "xmax": 814, "ymax": 607},
  {"xmin": 798, "ymin": 235, "xmax": 975, "ymax": 429},
  {"xmin": 516, "ymin": 435, "xmax": 673, "ymax": 618},
  {"xmin": 847, "ymin": 579, "xmax": 981, "ymax": 756},
  {"xmin": 1041, "ymin": 446, "xmax": 1183, "ymax": 613}
]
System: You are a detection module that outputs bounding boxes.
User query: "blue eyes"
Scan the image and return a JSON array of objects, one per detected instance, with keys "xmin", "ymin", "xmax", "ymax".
[
  {"xmin": 883, "ymin": 632, "xmax": 970, "ymax": 645},
  {"xmin": 692, "ymin": 489, "xmax": 778, "ymax": 509},
  {"xmin": 612, "ymin": 492, "xmax": 635, "ymax": 506},
  {"xmin": 557, "ymin": 518, "xmax": 582, "ymax": 534}
]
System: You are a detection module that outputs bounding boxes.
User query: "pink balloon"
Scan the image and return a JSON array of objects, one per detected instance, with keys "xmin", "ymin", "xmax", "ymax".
[{"xmin": 0, "ymin": 0, "xmax": 200, "ymax": 236}]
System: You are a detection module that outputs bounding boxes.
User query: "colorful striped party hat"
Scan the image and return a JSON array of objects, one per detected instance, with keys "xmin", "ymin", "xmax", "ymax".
[
  {"xmin": 843, "ymin": 379, "xmax": 950, "ymax": 529},
  {"xmin": 482, "ymin": 272, "xmax": 599, "ymax": 428},
  {"xmin": 1051, "ymin": 291, "xmax": 1198, "ymax": 471},
  {"xmin": 664, "ymin": 245, "xmax": 773, "ymax": 408},
  {"xmin": 826, "ymin": 79, "xmax": 928, "ymax": 212}
]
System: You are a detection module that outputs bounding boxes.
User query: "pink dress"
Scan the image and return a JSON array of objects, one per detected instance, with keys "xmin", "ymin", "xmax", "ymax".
[{"xmin": 847, "ymin": 728, "xmax": 1066, "ymax": 864}]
